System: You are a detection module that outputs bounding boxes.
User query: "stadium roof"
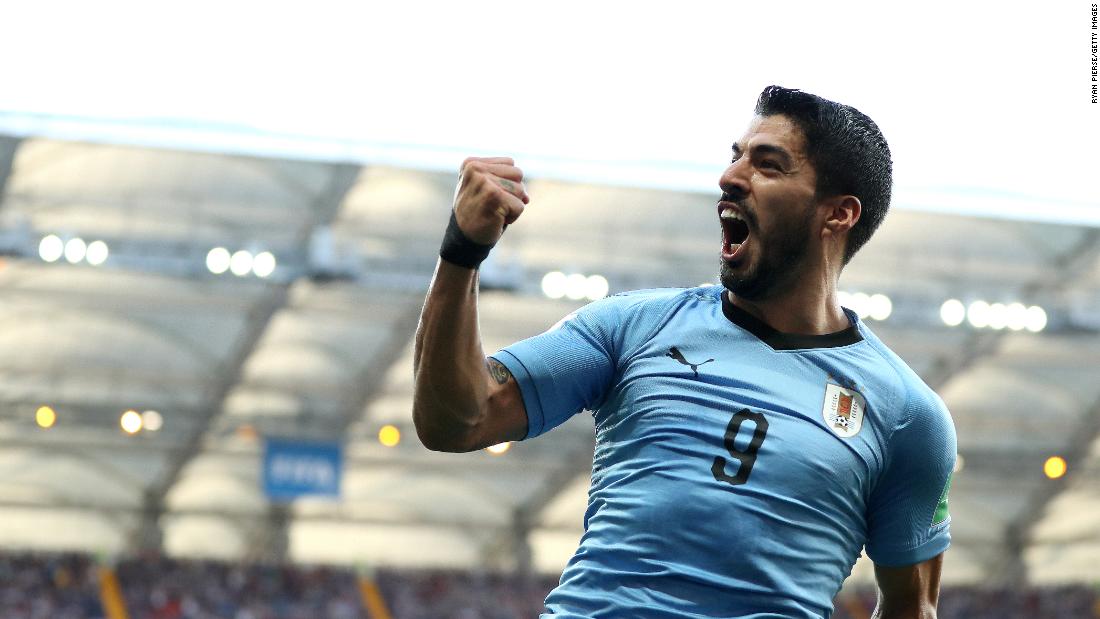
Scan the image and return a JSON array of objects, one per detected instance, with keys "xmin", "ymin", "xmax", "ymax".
[{"xmin": 0, "ymin": 136, "xmax": 1098, "ymax": 588}]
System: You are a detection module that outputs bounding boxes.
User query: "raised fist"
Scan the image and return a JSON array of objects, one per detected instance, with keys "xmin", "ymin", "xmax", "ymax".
[{"xmin": 453, "ymin": 156, "xmax": 529, "ymax": 246}]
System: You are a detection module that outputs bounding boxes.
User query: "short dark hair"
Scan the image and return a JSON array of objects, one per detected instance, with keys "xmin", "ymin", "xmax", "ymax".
[{"xmin": 754, "ymin": 85, "xmax": 892, "ymax": 264}]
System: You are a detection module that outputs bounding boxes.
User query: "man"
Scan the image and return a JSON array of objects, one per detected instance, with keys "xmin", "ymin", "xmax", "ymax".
[{"xmin": 413, "ymin": 86, "xmax": 956, "ymax": 618}]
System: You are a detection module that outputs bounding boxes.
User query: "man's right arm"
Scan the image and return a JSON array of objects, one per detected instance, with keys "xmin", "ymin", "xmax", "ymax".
[{"xmin": 412, "ymin": 157, "xmax": 531, "ymax": 453}]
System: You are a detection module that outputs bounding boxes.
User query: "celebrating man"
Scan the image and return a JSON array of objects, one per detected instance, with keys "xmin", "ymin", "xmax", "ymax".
[{"xmin": 413, "ymin": 86, "xmax": 956, "ymax": 618}]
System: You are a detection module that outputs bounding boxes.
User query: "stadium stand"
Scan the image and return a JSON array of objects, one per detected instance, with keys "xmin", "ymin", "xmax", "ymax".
[{"xmin": 2, "ymin": 551, "xmax": 1098, "ymax": 618}]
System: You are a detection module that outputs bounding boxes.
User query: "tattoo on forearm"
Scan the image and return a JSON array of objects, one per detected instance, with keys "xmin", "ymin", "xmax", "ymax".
[{"xmin": 487, "ymin": 358, "xmax": 512, "ymax": 385}]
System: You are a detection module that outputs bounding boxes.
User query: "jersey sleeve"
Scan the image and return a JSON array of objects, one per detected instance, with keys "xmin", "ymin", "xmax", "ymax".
[
  {"xmin": 489, "ymin": 296, "xmax": 625, "ymax": 440},
  {"xmin": 865, "ymin": 387, "xmax": 957, "ymax": 567}
]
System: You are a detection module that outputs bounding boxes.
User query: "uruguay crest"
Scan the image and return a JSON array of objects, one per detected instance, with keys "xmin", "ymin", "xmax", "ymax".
[{"xmin": 822, "ymin": 382, "xmax": 866, "ymax": 438}]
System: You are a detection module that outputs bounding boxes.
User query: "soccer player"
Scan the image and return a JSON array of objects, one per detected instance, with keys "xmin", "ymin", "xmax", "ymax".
[{"xmin": 413, "ymin": 86, "xmax": 956, "ymax": 618}]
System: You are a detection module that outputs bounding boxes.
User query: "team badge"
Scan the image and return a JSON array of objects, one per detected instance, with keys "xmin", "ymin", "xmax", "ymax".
[{"xmin": 821, "ymin": 382, "xmax": 866, "ymax": 438}]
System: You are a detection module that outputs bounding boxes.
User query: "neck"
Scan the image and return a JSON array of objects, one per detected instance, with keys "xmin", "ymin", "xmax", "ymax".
[{"xmin": 727, "ymin": 267, "xmax": 850, "ymax": 336}]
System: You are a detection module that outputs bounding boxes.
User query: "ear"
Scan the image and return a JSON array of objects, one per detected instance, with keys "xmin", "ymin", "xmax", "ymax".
[{"xmin": 820, "ymin": 195, "xmax": 861, "ymax": 240}]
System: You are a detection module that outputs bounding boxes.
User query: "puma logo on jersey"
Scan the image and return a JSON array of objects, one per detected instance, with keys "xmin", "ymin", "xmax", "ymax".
[{"xmin": 667, "ymin": 346, "xmax": 714, "ymax": 378}]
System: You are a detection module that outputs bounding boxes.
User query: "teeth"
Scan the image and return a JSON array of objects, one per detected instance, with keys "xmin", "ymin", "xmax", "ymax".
[{"xmin": 720, "ymin": 208, "xmax": 744, "ymax": 222}]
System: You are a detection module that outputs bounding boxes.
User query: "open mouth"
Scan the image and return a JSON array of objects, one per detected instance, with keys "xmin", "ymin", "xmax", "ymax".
[{"xmin": 720, "ymin": 206, "xmax": 751, "ymax": 261}]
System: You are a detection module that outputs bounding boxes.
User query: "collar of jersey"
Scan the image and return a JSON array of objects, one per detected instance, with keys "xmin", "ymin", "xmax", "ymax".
[{"xmin": 721, "ymin": 291, "xmax": 863, "ymax": 351}]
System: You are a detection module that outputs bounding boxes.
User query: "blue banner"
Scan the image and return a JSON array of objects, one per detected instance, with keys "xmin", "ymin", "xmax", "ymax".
[{"xmin": 263, "ymin": 438, "xmax": 342, "ymax": 500}]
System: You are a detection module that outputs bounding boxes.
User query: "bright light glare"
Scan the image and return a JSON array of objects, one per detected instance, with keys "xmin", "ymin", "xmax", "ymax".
[
  {"xmin": 967, "ymin": 301, "xmax": 991, "ymax": 328},
  {"xmin": 229, "ymin": 250, "xmax": 253, "ymax": 276},
  {"xmin": 141, "ymin": 410, "xmax": 163, "ymax": 432},
  {"xmin": 940, "ymin": 299, "xmax": 966, "ymax": 326},
  {"xmin": 64, "ymin": 237, "xmax": 87, "ymax": 264},
  {"xmin": 584, "ymin": 274, "xmax": 610, "ymax": 301},
  {"xmin": 378, "ymin": 424, "xmax": 401, "ymax": 447},
  {"xmin": 120, "ymin": 409, "xmax": 143, "ymax": 434},
  {"xmin": 252, "ymin": 251, "xmax": 276, "ymax": 278},
  {"xmin": 1006, "ymin": 303, "xmax": 1028, "ymax": 331},
  {"xmin": 868, "ymin": 294, "xmax": 892, "ymax": 321},
  {"xmin": 85, "ymin": 240, "xmax": 109, "ymax": 265},
  {"xmin": 953, "ymin": 454, "xmax": 965, "ymax": 473},
  {"xmin": 850, "ymin": 292, "xmax": 872, "ymax": 319},
  {"xmin": 206, "ymin": 247, "xmax": 231, "ymax": 274},
  {"xmin": 486, "ymin": 442, "xmax": 511, "ymax": 455},
  {"xmin": 38, "ymin": 235, "xmax": 64, "ymax": 262},
  {"xmin": 1043, "ymin": 456, "xmax": 1067, "ymax": 480},
  {"xmin": 987, "ymin": 303, "xmax": 1008, "ymax": 330},
  {"xmin": 1025, "ymin": 306, "xmax": 1047, "ymax": 333},
  {"xmin": 564, "ymin": 273, "xmax": 588, "ymax": 301},
  {"xmin": 36, "ymin": 405, "xmax": 56, "ymax": 429},
  {"xmin": 541, "ymin": 271, "xmax": 567, "ymax": 299}
]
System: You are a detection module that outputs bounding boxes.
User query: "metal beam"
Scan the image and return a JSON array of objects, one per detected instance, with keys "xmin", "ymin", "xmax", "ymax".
[
  {"xmin": 131, "ymin": 284, "xmax": 289, "ymax": 553},
  {"xmin": 0, "ymin": 136, "xmax": 21, "ymax": 208},
  {"xmin": 920, "ymin": 229, "xmax": 1100, "ymax": 583},
  {"xmin": 999, "ymin": 393, "xmax": 1100, "ymax": 583},
  {"xmin": 480, "ymin": 434, "xmax": 595, "ymax": 569},
  {"xmin": 236, "ymin": 163, "xmax": 364, "ymax": 559}
]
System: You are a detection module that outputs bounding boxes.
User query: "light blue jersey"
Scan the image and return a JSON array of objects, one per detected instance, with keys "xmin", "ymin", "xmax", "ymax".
[{"xmin": 491, "ymin": 286, "xmax": 956, "ymax": 619}]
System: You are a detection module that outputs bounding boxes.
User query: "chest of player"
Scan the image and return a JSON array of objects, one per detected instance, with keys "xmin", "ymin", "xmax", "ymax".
[{"xmin": 591, "ymin": 331, "xmax": 894, "ymax": 515}]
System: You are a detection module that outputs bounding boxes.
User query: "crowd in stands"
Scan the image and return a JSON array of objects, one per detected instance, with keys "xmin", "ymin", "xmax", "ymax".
[
  {"xmin": 0, "ymin": 553, "xmax": 103, "ymax": 619},
  {"xmin": 833, "ymin": 585, "xmax": 1100, "ymax": 619},
  {"xmin": 116, "ymin": 556, "xmax": 363, "ymax": 619},
  {"xmin": 0, "ymin": 551, "xmax": 1097, "ymax": 618}
]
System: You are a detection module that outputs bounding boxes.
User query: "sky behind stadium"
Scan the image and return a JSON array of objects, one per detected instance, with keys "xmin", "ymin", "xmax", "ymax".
[{"xmin": 2, "ymin": 1, "xmax": 1096, "ymax": 224}]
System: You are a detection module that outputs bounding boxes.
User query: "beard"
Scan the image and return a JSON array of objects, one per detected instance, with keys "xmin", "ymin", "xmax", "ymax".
[{"xmin": 719, "ymin": 211, "xmax": 814, "ymax": 301}]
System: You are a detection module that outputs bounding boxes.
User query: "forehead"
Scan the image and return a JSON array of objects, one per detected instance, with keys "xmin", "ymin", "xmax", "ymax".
[{"xmin": 736, "ymin": 114, "xmax": 808, "ymax": 158}]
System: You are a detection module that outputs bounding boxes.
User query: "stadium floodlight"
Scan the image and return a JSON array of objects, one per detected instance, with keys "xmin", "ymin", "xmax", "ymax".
[
  {"xmin": 987, "ymin": 303, "xmax": 1008, "ymax": 330},
  {"xmin": 120, "ymin": 409, "xmax": 143, "ymax": 434},
  {"xmin": 486, "ymin": 442, "xmax": 511, "ymax": 455},
  {"xmin": 850, "ymin": 292, "xmax": 872, "ymax": 319},
  {"xmin": 541, "ymin": 271, "xmax": 568, "ymax": 299},
  {"xmin": 837, "ymin": 291, "xmax": 852, "ymax": 309},
  {"xmin": 940, "ymin": 299, "xmax": 966, "ymax": 326},
  {"xmin": 1006, "ymin": 303, "xmax": 1028, "ymax": 331},
  {"xmin": 378, "ymin": 424, "xmax": 401, "ymax": 447},
  {"xmin": 868, "ymin": 294, "xmax": 892, "ymax": 321},
  {"xmin": 967, "ymin": 300, "xmax": 991, "ymax": 328},
  {"xmin": 141, "ymin": 410, "xmax": 163, "ymax": 432},
  {"xmin": 38, "ymin": 235, "xmax": 64, "ymax": 262},
  {"xmin": 206, "ymin": 247, "xmax": 231, "ymax": 274},
  {"xmin": 64, "ymin": 237, "xmax": 87, "ymax": 264},
  {"xmin": 564, "ymin": 273, "xmax": 589, "ymax": 300},
  {"xmin": 36, "ymin": 405, "xmax": 56, "ymax": 429},
  {"xmin": 229, "ymin": 250, "xmax": 253, "ymax": 276},
  {"xmin": 1043, "ymin": 456, "xmax": 1067, "ymax": 480},
  {"xmin": 1025, "ymin": 305, "xmax": 1047, "ymax": 333},
  {"xmin": 85, "ymin": 240, "xmax": 109, "ymax": 266},
  {"xmin": 252, "ymin": 251, "xmax": 276, "ymax": 278},
  {"xmin": 585, "ymin": 274, "xmax": 610, "ymax": 301}
]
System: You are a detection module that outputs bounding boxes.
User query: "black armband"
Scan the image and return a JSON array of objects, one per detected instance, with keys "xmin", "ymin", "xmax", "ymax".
[{"xmin": 439, "ymin": 211, "xmax": 495, "ymax": 269}]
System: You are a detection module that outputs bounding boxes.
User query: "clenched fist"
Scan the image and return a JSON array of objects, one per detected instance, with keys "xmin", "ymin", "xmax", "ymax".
[{"xmin": 453, "ymin": 156, "xmax": 529, "ymax": 246}]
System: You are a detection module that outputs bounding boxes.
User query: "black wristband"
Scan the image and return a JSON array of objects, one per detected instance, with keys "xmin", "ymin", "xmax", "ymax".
[{"xmin": 439, "ymin": 211, "xmax": 495, "ymax": 269}]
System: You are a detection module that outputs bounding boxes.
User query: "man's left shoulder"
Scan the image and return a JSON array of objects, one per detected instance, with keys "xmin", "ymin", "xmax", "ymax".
[{"xmin": 855, "ymin": 325, "xmax": 952, "ymax": 421}]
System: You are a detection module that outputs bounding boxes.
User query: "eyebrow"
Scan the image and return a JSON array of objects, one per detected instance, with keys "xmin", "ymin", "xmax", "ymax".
[{"xmin": 731, "ymin": 142, "xmax": 795, "ymax": 168}]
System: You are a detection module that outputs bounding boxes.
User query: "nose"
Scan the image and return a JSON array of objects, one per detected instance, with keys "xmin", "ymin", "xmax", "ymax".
[{"xmin": 719, "ymin": 157, "xmax": 750, "ymax": 202}]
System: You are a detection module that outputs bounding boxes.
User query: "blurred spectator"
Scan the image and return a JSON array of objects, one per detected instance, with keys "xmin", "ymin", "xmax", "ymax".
[
  {"xmin": 1, "ymin": 551, "xmax": 1098, "ymax": 618},
  {"xmin": 0, "ymin": 553, "xmax": 104, "ymax": 619}
]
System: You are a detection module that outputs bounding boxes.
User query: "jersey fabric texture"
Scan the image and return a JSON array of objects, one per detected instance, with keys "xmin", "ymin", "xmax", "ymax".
[{"xmin": 490, "ymin": 285, "xmax": 956, "ymax": 619}]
